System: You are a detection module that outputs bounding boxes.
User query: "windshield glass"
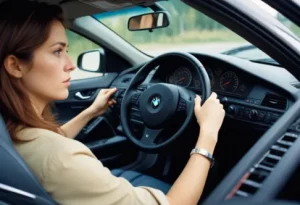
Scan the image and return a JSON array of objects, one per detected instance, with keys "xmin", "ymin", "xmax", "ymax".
[{"xmin": 94, "ymin": 0, "xmax": 300, "ymax": 65}]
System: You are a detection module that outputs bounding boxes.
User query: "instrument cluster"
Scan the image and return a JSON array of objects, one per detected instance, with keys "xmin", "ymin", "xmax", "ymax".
[{"xmin": 166, "ymin": 66, "xmax": 252, "ymax": 97}]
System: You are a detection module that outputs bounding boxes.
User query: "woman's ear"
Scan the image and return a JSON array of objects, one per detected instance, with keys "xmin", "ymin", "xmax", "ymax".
[{"xmin": 4, "ymin": 55, "xmax": 24, "ymax": 78}]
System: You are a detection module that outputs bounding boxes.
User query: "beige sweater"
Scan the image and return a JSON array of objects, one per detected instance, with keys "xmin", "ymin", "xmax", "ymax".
[{"xmin": 14, "ymin": 128, "xmax": 168, "ymax": 205}]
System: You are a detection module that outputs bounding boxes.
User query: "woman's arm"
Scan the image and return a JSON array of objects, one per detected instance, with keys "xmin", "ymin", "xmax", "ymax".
[
  {"xmin": 60, "ymin": 108, "xmax": 95, "ymax": 139},
  {"xmin": 166, "ymin": 93, "xmax": 225, "ymax": 205},
  {"xmin": 60, "ymin": 88, "xmax": 117, "ymax": 139}
]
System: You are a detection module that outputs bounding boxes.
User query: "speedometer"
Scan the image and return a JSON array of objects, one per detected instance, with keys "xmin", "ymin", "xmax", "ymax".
[
  {"xmin": 220, "ymin": 71, "xmax": 239, "ymax": 92},
  {"xmin": 168, "ymin": 67, "xmax": 192, "ymax": 87}
]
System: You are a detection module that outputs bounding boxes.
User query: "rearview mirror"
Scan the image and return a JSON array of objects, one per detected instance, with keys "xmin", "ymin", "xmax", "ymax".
[
  {"xmin": 128, "ymin": 12, "xmax": 170, "ymax": 31},
  {"xmin": 77, "ymin": 49, "xmax": 105, "ymax": 73}
]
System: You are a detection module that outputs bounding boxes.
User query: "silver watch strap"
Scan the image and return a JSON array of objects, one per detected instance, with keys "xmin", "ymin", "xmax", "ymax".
[{"xmin": 190, "ymin": 148, "xmax": 215, "ymax": 168}]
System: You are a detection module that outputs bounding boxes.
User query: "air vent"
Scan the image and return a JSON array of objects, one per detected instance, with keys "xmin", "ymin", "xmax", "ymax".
[
  {"xmin": 227, "ymin": 132, "xmax": 298, "ymax": 199},
  {"xmin": 261, "ymin": 93, "xmax": 287, "ymax": 110}
]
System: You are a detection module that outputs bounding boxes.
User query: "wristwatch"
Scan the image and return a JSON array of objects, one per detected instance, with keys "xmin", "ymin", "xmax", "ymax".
[{"xmin": 190, "ymin": 148, "xmax": 215, "ymax": 168}]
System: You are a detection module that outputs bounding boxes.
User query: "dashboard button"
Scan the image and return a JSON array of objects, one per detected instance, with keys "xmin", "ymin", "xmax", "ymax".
[
  {"xmin": 243, "ymin": 109, "xmax": 250, "ymax": 118},
  {"xmin": 221, "ymin": 97, "xmax": 228, "ymax": 104},
  {"xmin": 264, "ymin": 112, "xmax": 272, "ymax": 123},
  {"xmin": 258, "ymin": 111, "xmax": 266, "ymax": 121},
  {"xmin": 249, "ymin": 109, "xmax": 258, "ymax": 120},
  {"xmin": 227, "ymin": 105, "xmax": 236, "ymax": 115}
]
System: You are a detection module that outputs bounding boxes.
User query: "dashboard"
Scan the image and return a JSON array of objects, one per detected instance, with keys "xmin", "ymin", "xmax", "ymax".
[{"xmin": 112, "ymin": 53, "xmax": 297, "ymax": 129}]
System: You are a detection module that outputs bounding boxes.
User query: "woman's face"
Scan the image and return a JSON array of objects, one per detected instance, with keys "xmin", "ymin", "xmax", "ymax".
[
  {"xmin": 21, "ymin": 20, "xmax": 75, "ymax": 103},
  {"xmin": 140, "ymin": 14, "xmax": 154, "ymax": 29}
]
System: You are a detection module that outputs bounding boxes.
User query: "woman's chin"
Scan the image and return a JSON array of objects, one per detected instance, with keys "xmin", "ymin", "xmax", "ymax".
[{"xmin": 54, "ymin": 90, "xmax": 69, "ymax": 101}]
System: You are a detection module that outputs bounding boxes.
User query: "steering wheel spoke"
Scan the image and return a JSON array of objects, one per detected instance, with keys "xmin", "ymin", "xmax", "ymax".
[
  {"xmin": 130, "ymin": 92, "xmax": 141, "ymax": 106},
  {"xmin": 140, "ymin": 127, "xmax": 163, "ymax": 145},
  {"xmin": 177, "ymin": 97, "xmax": 188, "ymax": 112},
  {"xmin": 123, "ymin": 90, "xmax": 142, "ymax": 107}
]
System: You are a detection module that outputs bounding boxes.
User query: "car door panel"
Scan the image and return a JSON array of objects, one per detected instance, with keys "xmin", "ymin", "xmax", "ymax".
[
  {"xmin": 54, "ymin": 73, "xmax": 118, "ymax": 124},
  {"xmin": 54, "ymin": 72, "xmax": 138, "ymax": 167}
]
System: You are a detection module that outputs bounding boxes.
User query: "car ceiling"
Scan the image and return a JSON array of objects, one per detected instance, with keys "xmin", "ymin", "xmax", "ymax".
[{"xmin": 0, "ymin": 0, "xmax": 162, "ymax": 20}]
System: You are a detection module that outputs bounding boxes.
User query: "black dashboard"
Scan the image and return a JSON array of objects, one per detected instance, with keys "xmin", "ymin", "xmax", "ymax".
[{"xmin": 111, "ymin": 53, "xmax": 298, "ymax": 130}]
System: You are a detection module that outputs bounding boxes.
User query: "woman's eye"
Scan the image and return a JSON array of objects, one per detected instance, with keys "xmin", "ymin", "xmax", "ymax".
[{"xmin": 54, "ymin": 49, "xmax": 63, "ymax": 56}]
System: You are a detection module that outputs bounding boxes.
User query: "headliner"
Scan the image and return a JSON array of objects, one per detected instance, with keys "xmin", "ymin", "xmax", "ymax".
[{"xmin": 0, "ymin": 0, "xmax": 161, "ymax": 20}]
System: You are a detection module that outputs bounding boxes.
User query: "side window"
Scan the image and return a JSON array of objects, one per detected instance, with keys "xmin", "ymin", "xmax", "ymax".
[{"xmin": 66, "ymin": 30, "xmax": 103, "ymax": 80}]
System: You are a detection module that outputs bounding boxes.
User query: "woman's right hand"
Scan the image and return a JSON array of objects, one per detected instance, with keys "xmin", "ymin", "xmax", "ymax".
[{"xmin": 194, "ymin": 92, "xmax": 225, "ymax": 143}]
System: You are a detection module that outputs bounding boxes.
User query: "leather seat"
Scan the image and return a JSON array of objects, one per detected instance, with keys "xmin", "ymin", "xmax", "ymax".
[
  {"xmin": 0, "ymin": 114, "xmax": 170, "ymax": 204},
  {"xmin": 0, "ymin": 114, "xmax": 56, "ymax": 205}
]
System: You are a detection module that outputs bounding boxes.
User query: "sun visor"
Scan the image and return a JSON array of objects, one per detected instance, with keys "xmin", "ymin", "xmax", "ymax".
[{"xmin": 79, "ymin": 0, "xmax": 162, "ymax": 11}]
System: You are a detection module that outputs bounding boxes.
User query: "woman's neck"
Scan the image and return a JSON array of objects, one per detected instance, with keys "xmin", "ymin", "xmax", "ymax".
[{"xmin": 29, "ymin": 95, "xmax": 48, "ymax": 119}]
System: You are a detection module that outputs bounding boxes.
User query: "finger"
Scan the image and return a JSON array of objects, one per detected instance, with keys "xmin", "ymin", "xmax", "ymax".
[
  {"xmin": 108, "ymin": 99, "xmax": 117, "ymax": 105},
  {"xmin": 101, "ymin": 88, "xmax": 116, "ymax": 94},
  {"xmin": 210, "ymin": 92, "xmax": 217, "ymax": 99},
  {"xmin": 194, "ymin": 95, "xmax": 201, "ymax": 112},
  {"xmin": 100, "ymin": 89, "xmax": 109, "ymax": 94},
  {"xmin": 195, "ymin": 95, "xmax": 202, "ymax": 106},
  {"xmin": 105, "ymin": 88, "xmax": 117, "ymax": 97}
]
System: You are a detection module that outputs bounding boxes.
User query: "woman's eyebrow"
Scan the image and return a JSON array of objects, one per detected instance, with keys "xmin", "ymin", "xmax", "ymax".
[{"xmin": 50, "ymin": 42, "xmax": 68, "ymax": 47}]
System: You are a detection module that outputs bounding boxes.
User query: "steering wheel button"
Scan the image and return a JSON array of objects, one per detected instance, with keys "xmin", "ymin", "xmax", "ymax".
[
  {"xmin": 177, "ymin": 98, "xmax": 187, "ymax": 111},
  {"xmin": 131, "ymin": 93, "xmax": 141, "ymax": 105}
]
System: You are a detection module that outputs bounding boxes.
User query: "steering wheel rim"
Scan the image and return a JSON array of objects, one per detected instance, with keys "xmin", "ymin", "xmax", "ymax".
[{"xmin": 120, "ymin": 52, "xmax": 211, "ymax": 151}]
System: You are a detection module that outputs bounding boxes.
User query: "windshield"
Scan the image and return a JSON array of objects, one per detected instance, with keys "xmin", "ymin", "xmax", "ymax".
[{"xmin": 94, "ymin": 0, "xmax": 300, "ymax": 65}]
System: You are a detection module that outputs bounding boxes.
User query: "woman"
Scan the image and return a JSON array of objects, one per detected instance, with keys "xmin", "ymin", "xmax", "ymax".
[
  {"xmin": 130, "ymin": 14, "xmax": 155, "ymax": 30},
  {"xmin": 0, "ymin": 0, "xmax": 225, "ymax": 205}
]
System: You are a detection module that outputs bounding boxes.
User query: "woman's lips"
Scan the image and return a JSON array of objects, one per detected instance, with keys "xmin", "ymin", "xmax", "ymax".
[{"xmin": 63, "ymin": 78, "xmax": 71, "ymax": 83}]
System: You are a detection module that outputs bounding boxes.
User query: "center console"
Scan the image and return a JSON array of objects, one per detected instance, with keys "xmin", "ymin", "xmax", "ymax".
[
  {"xmin": 203, "ymin": 94, "xmax": 300, "ymax": 205},
  {"xmin": 221, "ymin": 93, "xmax": 286, "ymax": 127}
]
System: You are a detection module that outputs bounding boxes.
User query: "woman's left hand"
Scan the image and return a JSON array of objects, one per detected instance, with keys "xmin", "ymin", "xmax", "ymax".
[{"xmin": 87, "ymin": 88, "xmax": 117, "ymax": 117}]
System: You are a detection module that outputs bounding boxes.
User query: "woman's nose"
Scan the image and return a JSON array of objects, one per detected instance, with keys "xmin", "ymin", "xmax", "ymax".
[{"xmin": 64, "ymin": 55, "xmax": 76, "ymax": 72}]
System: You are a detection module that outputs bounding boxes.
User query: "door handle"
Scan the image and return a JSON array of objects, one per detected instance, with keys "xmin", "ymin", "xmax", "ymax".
[{"xmin": 75, "ymin": 92, "xmax": 91, "ymax": 100}]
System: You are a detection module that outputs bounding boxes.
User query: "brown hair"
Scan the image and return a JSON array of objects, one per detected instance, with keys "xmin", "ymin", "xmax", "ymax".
[{"xmin": 0, "ymin": 0, "xmax": 65, "ymax": 141}]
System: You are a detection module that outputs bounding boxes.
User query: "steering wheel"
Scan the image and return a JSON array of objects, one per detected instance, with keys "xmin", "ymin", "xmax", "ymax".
[{"xmin": 120, "ymin": 52, "xmax": 211, "ymax": 151}]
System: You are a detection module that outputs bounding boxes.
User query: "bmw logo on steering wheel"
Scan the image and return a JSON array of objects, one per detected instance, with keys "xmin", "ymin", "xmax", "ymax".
[{"xmin": 151, "ymin": 96, "xmax": 161, "ymax": 108}]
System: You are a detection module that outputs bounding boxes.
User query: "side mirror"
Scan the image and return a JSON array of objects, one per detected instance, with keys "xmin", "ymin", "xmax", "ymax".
[
  {"xmin": 128, "ymin": 12, "xmax": 170, "ymax": 31},
  {"xmin": 77, "ymin": 49, "xmax": 105, "ymax": 73}
]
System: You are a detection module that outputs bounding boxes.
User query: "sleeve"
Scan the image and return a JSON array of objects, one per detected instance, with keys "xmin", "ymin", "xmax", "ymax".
[{"xmin": 42, "ymin": 140, "xmax": 169, "ymax": 205}]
